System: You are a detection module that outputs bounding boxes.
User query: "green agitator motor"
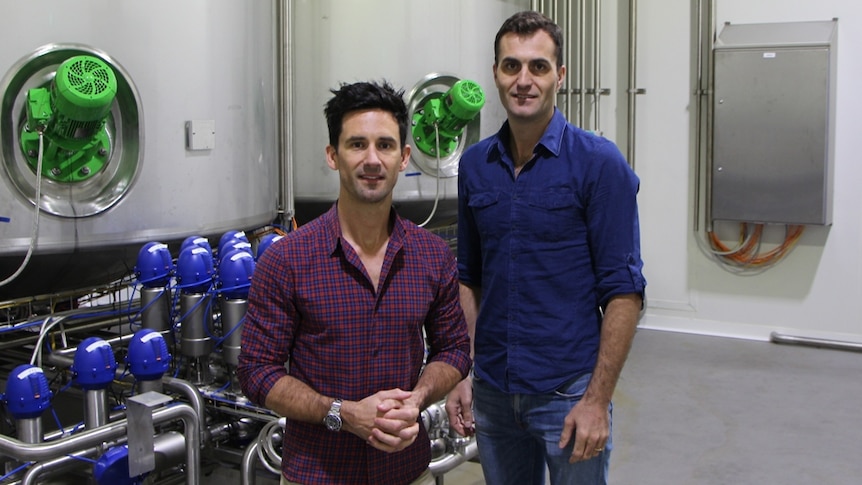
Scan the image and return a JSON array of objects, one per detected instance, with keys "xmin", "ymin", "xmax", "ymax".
[
  {"xmin": 20, "ymin": 55, "xmax": 117, "ymax": 182},
  {"xmin": 411, "ymin": 79, "xmax": 485, "ymax": 158}
]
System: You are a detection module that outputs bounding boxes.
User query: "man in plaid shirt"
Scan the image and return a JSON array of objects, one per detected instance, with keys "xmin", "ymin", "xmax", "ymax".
[{"xmin": 237, "ymin": 80, "xmax": 471, "ymax": 485}]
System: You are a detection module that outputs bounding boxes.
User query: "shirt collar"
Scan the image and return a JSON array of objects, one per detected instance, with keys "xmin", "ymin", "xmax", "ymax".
[
  {"xmin": 321, "ymin": 202, "xmax": 406, "ymax": 257},
  {"xmin": 492, "ymin": 108, "xmax": 567, "ymax": 162}
]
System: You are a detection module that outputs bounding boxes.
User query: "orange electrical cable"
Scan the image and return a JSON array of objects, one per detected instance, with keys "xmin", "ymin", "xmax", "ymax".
[{"xmin": 707, "ymin": 223, "xmax": 805, "ymax": 268}]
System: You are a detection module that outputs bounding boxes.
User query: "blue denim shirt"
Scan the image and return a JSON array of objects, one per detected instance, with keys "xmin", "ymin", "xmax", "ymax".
[{"xmin": 457, "ymin": 109, "xmax": 646, "ymax": 394}]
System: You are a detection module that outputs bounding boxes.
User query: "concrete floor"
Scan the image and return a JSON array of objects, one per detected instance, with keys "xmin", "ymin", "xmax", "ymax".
[{"xmin": 441, "ymin": 328, "xmax": 862, "ymax": 485}]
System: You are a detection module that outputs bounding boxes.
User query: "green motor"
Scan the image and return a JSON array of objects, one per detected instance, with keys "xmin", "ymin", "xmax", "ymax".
[
  {"xmin": 20, "ymin": 55, "xmax": 117, "ymax": 182},
  {"xmin": 412, "ymin": 79, "xmax": 485, "ymax": 158}
]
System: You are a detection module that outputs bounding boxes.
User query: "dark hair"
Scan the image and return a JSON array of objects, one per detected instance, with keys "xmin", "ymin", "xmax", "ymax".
[
  {"xmin": 324, "ymin": 80, "xmax": 409, "ymax": 150},
  {"xmin": 494, "ymin": 10, "xmax": 564, "ymax": 67}
]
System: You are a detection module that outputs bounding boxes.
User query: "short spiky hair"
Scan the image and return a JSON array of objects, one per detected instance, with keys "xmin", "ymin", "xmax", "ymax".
[
  {"xmin": 324, "ymin": 80, "xmax": 409, "ymax": 150},
  {"xmin": 494, "ymin": 10, "xmax": 564, "ymax": 67}
]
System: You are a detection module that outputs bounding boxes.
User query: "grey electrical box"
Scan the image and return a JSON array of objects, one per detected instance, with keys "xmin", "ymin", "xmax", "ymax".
[{"xmin": 711, "ymin": 20, "xmax": 837, "ymax": 225}]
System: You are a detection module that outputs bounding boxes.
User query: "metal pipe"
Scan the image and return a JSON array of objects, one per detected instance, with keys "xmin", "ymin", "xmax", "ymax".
[
  {"xmin": 592, "ymin": 0, "xmax": 601, "ymax": 132},
  {"xmin": 20, "ymin": 431, "xmax": 187, "ymax": 485},
  {"xmin": 0, "ymin": 403, "xmax": 200, "ymax": 485},
  {"xmin": 163, "ymin": 376, "xmax": 208, "ymax": 442},
  {"xmin": 15, "ymin": 418, "xmax": 42, "ymax": 444},
  {"xmin": 284, "ymin": 0, "xmax": 296, "ymax": 222},
  {"xmin": 51, "ymin": 330, "xmax": 135, "ymax": 358},
  {"xmin": 577, "ymin": 0, "xmax": 586, "ymax": 127},
  {"xmin": 428, "ymin": 439, "xmax": 479, "ymax": 477},
  {"xmin": 626, "ymin": 0, "xmax": 641, "ymax": 170},
  {"xmin": 694, "ymin": 0, "xmax": 704, "ymax": 231},
  {"xmin": 83, "ymin": 389, "xmax": 109, "ymax": 429},
  {"xmin": 46, "ymin": 349, "xmax": 206, "ymax": 443},
  {"xmin": 241, "ymin": 439, "xmax": 261, "ymax": 485},
  {"xmin": 770, "ymin": 332, "xmax": 862, "ymax": 353},
  {"xmin": 20, "ymin": 446, "xmax": 101, "ymax": 485},
  {"xmin": 704, "ymin": 0, "xmax": 716, "ymax": 232},
  {"xmin": 141, "ymin": 286, "xmax": 173, "ymax": 345}
]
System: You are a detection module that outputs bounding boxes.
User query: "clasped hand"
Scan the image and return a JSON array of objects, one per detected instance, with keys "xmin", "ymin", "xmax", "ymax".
[{"xmin": 347, "ymin": 388, "xmax": 420, "ymax": 453}]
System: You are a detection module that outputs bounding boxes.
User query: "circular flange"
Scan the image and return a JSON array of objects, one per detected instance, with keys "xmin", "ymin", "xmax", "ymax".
[
  {"xmin": 406, "ymin": 73, "xmax": 481, "ymax": 178},
  {"xmin": 0, "ymin": 43, "xmax": 143, "ymax": 218}
]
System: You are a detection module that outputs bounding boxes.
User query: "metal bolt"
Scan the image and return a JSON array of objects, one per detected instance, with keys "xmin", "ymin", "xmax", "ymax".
[
  {"xmin": 51, "ymin": 168, "xmax": 62, "ymax": 176},
  {"xmin": 27, "ymin": 150, "xmax": 36, "ymax": 157},
  {"xmin": 80, "ymin": 167, "xmax": 91, "ymax": 176},
  {"xmin": 98, "ymin": 148, "xmax": 107, "ymax": 156}
]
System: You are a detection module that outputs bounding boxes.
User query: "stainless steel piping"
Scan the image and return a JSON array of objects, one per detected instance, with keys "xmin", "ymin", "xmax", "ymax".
[
  {"xmin": 0, "ymin": 403, "xmax": 200, "ymax": 485},
  {"xmin": 20, "ymin": 431, "xmax": 187, "ymax": 485},
  {"xmin": 704, "ymin": 0, "xmax": 716, "ymax": 233},
  {"xmin": 592, "ymin": 0, "xmax": 602, "ymax": 132},
  {"xmin": 163, "ymin": 376, "xmax": 209, "ymax": 442},
  {"xmin": 277, "ymin": 0, "xmax": 295, "ymax": 224},
  {"xmin": 20, "ymin": 446, "xmax": 101, "ymax": 485},
  {"xmin": 577, "ymin": 0, "xmax": 586, "ymax": 128},
  {"xmin": 241, "ymin": 439, "xmax": 262, "ymax": 485},
  {"xmin": 694, "ymin": 0, "xmax": 705, "ymax": 231},
  {"xmin": 691, "ymin": 0, "xmax": 716, "ymax": 232},
  {"xmin": 428, "ymin": 439, "xmax": 479, "ymax": 477},
  {"xmin": 626, "ymin": 0, "xmax": 643, "ymax": 170},
  {"xmin": 45, "ymin": 342, "xmax": 207, "ymax": 442},
  {"xmin": 770, "ymin": 332, "xmax": 862, "ymax": 353}
]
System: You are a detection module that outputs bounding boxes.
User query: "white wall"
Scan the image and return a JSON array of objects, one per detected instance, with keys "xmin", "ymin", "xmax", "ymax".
[
  {"xmin": 636, "ymin": 0, "xmax": 862, "ymax": 343},
  {"xmin": 285, "ymin": 0, "xmax": 862, "ymax": 343}
]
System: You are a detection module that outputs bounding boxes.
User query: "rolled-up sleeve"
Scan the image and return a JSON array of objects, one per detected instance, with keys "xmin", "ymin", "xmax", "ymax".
[
  {"xmin": 424, "ymin": 250, "xmax": 472, "ymax": 378},
  {"xmin": 236, "ymin": 246, "xmax": 293, "ymax": 407},
  {"xmin": 587, "ymin": 142, "xmax": 647, "ymax": 306}
]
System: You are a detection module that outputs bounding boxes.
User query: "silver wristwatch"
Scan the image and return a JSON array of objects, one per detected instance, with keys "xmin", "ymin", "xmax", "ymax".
[{"xmin": 323, "ymin": 398, "xmax": 343, "ymax": 432}]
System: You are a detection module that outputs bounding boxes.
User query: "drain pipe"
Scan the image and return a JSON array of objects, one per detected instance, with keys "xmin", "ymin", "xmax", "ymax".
[{"xmin": 770, "ymin": 332, "xmax": 862, "ymax": 353}]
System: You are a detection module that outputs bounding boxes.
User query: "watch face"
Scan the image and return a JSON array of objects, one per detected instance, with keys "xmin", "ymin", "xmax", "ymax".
[{"xmin": 324, "ymin": 413, "xmax": 342, "ymax": 432}]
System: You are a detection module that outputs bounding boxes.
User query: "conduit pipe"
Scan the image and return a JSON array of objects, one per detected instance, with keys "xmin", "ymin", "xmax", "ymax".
[
  {"xmin": 626, "ymin": 0, "xmax": 644, "ymax": 170},
  {"xmin": 770, "ymin": 332, "xmax": 862, "ymax": 353},
  {"xmin": 592, "ymin": 0, "xmax": 603, "ymax": 131},
  {"xmin": 277, "ymin": 0, "xmax": 294, "ymax": 224},
  {"xmin": 0, "ymin": 402, "xmax": 200, "ymax": 485},
  {"xmin": 577, "ymin": 0, "xmax": 587, "ymax": 128},
  {"xmin": 693, "ymin": 0, "xmax": 715, "ymax": 231}
]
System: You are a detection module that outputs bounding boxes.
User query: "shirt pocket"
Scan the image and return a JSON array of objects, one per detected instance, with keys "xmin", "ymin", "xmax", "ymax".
[
  {"xmin": 468, "ymin": 191, "xmax": 504, "ymax": 239},
  {"xmin": 525, "ymin": 190, "xmax": 578, "ymax": 242}
]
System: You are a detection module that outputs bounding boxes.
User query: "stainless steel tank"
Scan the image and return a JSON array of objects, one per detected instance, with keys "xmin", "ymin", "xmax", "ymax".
[
  {"xmin": 290, "ymin": 0, "xmax": 528, "ymax": 226},
  {"xmin": 0, "ymin": 1, "xmax": 279, "ymax": 299}
]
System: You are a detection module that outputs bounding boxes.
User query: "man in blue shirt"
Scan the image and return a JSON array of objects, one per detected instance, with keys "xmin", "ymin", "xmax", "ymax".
[{"xmin": 446, "ymin": 11, "xmax": 646, "ymax": 485}]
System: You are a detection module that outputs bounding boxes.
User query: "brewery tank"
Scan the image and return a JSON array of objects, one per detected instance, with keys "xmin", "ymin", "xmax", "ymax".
[
  {"xmin": 0, "ymin": 1, "xmax": 279, "ymax": 299},
  {"xmin": 290, "ymin": 0, "xmax": 527, "ymax": 226}
]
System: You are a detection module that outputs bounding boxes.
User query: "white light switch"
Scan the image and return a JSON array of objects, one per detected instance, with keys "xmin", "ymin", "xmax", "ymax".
[{"xmin": 186, "ymin": 119, "xmax": 215, "ymax": 150}]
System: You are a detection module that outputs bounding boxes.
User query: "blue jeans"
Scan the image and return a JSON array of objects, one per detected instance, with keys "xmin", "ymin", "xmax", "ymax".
[{"xmin": 472, "ymin": 373, "xmax": 612, "ymax": 485}]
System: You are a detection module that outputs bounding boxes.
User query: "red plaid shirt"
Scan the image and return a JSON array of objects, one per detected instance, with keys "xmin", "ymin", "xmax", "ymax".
[{"xmin": 238, "ymin": 204, "xmax": 471, "ymax": 484}]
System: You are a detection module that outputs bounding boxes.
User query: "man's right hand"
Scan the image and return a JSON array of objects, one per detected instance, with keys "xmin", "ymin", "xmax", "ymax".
[
  {"xmin": 342, "ymin": 388, "xmax": 418, "ymax": 453},
  {"xmin": 445, "ymin": 377, "xmax": 475, "ymax": 437}
]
